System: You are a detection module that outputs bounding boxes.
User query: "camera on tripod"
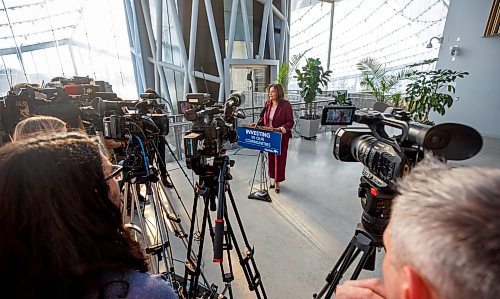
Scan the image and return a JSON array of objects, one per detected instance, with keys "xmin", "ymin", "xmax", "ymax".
[
  {"xmin": 314, "ymin": 106, "xmax": 483, "ymax": 299},
  {"xmin": 183, "ymin": 92, "xmax": 245, "ymax": 174},
  {"xmin": 325, "ymin": 106, "xmax": 483, "ymax": 235},
  {"xmin": 97, "ymin": 98, "xmax": 169, "ymax": 140}
]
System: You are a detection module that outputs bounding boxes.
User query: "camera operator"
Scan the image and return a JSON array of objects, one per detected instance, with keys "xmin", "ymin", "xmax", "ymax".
[{"xmin": 336, "ymin": 157, "xmax": 500, "ymax": 299}]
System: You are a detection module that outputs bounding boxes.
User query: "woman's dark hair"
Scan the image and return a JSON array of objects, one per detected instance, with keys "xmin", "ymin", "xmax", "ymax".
[
  {"xmin": 268, "ymin": 83, "xmax": 286, "ymax": 102},
  {"xmin": 0, "ymin": 132, "xmax": 148, "ymax": 298}
]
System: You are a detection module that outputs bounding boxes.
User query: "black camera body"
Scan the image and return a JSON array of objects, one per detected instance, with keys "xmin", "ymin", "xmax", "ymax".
[
  {"xmin": 333, "ymin": 107, "xmax": 482, "ymax": 235},
  {"xmin": 98, "ymin": 98, "xmax": 169, "ymax": 140},
  {"xmin": 0, "ymin": 77, "xmax": 118, "ymax": 139},
  {"xmin": 103, "ymin": 114, "xmax": 168, "ymax": 140},
  {"xmin": 183, "ymin": 92, "xmax": 244, "ymax": 174}
]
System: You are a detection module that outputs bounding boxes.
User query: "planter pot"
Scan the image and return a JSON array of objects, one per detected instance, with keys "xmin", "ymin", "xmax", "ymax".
[{"xmin": 299, "ymin": 118, "xmax": 321, "ymax": 139}]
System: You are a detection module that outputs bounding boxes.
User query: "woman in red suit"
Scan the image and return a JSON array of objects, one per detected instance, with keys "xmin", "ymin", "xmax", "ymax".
[{"xmin": 257, "ymin": 84, "xmax": 294, "ymax": 193}]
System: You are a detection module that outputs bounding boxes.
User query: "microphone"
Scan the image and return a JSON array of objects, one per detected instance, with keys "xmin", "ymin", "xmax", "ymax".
[
  {"xmin": 259, "ymin": 106, "xmax": 266, "ymax": 118},
  {"xmin": 225, "ymin": 91, "xmax": 245, "ymax": 108},
  {"xmin": 224, "ymin": 92, "xmax": 245, "ymax": 119}
]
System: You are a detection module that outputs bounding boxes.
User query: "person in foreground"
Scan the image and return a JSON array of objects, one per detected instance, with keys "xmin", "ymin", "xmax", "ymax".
[
  {"xmin": 257, "ymin": 83, "xmax": 294, "ymax": 193},
  {"xmin": 336, "ymin": 157, "xmax": 500, "ymax": 299},
  {"xmin": 0, "ymin": 132, "xmax": 177, "ymax": 298}
]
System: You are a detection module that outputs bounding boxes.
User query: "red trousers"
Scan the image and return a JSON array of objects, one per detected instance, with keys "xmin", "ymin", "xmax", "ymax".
[{"xmin": 268, "ymin": 137, "xmax": 290, "ymax": 183}]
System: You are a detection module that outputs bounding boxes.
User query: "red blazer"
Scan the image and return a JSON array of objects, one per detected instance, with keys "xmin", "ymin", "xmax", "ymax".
[{"xmin": 257, "ymin": 100, "xmax": 294, "ymax": 139}]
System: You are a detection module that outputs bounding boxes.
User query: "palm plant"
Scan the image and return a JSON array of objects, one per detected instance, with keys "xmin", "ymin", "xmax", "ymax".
[
  {"xmin": 276, "ymin": 63, "xmax": 290, "ymax": 90},
  {"xmin": 356, "ymin": 57, "xmax": 412, "ymax": 106},
  {"xmin": 276, "ymin": 50, "xmax": 308, "ymax": 92}
]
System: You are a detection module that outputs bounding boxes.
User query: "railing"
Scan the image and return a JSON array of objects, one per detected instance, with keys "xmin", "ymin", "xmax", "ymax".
[{"xmin": 164, "ymin": 92, "xmax": 376, "ymax": 162}]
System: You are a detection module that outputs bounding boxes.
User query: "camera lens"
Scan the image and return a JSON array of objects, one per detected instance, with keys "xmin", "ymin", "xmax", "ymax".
[{"xmin": 351, "ymin": 135, "xmax": 378, "ymax": 167}]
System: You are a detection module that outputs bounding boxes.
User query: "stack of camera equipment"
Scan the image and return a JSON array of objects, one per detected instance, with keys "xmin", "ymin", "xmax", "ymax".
[
  {"xmin": 0, "ymin": 76, "xmax": 117, "ymax": 142},
  {"xmin": 180, "ymin": 92, "xmax": 267, "ymax": 299},
  {"xmin": 314, "ymin": 105, "xmax": 483, "ymax": 299}
]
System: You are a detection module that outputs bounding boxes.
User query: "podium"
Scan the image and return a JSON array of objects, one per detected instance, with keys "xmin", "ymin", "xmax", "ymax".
[{"xmin": 237, "ymin": 125, "xmax": 282, "ymax": 202}]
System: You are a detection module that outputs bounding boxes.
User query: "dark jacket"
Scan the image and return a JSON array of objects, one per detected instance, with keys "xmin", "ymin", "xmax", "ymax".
[{"xmin": 257, "ymin": 100, "xmax": 294, "ymax": 139}]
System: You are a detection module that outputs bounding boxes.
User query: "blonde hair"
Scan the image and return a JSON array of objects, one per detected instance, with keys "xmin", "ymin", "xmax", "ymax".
[{"xmin": 13, "ymin": 115, "xmax": 67, "ymax": 141}]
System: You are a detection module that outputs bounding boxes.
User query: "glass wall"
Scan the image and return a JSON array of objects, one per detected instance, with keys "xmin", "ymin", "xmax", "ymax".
[
  {"xmin": 289, "ymin": 0, "xmax": 449, "ymax": 92},
  {"xmin": 1, "ymin": 0, "xmax": 136, "ymax": 98}
]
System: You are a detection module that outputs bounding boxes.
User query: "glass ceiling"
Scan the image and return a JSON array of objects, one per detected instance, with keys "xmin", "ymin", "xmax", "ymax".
[
  {"xmin": 0, "ymin": 0, "xmax": 82, "ymax": 50},
  {"xmin": 0, "ymin": 0, "xmax": 136, "ymax": 98}
]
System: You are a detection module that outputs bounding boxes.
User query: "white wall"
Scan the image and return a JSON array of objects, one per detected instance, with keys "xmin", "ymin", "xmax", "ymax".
[{"xmin": 433, "ymin": 0, "xmax": 500, "ymax": 138}]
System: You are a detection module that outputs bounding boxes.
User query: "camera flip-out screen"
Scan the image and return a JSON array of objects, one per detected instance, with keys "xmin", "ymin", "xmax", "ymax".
[{"xmin": 321, "ymin": 106, "xmax": 356, "ymax": 126}]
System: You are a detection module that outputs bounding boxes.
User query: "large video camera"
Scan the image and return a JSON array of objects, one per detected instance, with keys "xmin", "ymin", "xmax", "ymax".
[
  {"xmin": 323, "ymin": 106, "xmax": 482, "ymax": 236},
  {"xmin": 96, "ymin": 97, "xmax": 169, "ymax": 140},
  {"xmin": 183, "ymin": 92, "xmax": 245, "ymax": 174},
  {"xmin": 0, "ymin": 76, "xmax": 117, "ymax": 139}
]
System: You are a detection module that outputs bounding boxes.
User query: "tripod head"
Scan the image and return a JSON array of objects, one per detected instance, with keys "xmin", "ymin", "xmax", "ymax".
[
  {"xmin": 357, "ymin": 172, "xmax": 396, "ymax": 237},
  {"xmin": 193, "ymin": 154, "xmax": 234, "ymax": 212}
]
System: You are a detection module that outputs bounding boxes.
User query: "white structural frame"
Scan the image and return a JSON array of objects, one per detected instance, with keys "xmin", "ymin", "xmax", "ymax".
[{"xmin": 125, "ymin": 0, "xmax": 290, "ymax": 108}]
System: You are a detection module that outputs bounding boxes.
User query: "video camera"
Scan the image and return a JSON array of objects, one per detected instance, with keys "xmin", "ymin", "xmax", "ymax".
[
  {"xmin": 0, "ymin": 77, "xmax": 117, "ymax": 139},
  {"xmin": 96, "ymin": 97, "xmax": 169, "ymax": 140},
  {"xmin": 183, "ymin": 92, "xmax": 245, "ymax": 174},
  {"xmin": 323, "ymin": 106, "xmax": 483, "ymax": 235}
]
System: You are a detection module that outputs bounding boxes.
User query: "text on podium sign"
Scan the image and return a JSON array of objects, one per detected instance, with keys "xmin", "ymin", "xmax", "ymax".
[{"xmin": 237, "ymin": 126, "xmax": 282, "ymax": 155}]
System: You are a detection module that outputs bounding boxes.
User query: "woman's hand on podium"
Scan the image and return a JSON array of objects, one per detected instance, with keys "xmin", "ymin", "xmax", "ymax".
[
  {"xmin": 278, "ymin": 127, "xmax": 287, "ymax": 134},
  {"xmin": 250, "ymin": 123, "xmax": 258, "ymax": 128}
]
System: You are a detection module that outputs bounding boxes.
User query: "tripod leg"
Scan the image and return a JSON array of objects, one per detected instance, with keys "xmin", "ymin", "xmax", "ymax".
[
  {"xmin": 324, "ymin": 245, "xmax": 361, "ymax": 298},
  {"xmin": 182, "ymin": 192, "xmax": 201, "ymax": 297},
  {"xmin": 315, "ymin": 242, "xmax": 360, "ymax": 299},
  {"xmin": 183, "ymin": 191, "xmax": 213, "ymax": 298},
  {"xmin": 150, "ymin": 183, "xmax": 175, "ymax": 274},
  {"xmin": 157, "ymin": 181, "xmax": 213, "ymax": 289},
  {"xmin": 316, "ymin": 229, "xmax": 381, "ymax": 299},
  {"xmin": 225, "ymin": 187, "xmax": 267, "ymax": 299},
  {"xmin": 122, "ymin": 182, "xmax": 130, "ymax": 224},
  {"xmin": 350, "ymin": 246, "xmax": 376, "ymax": 280},
  {"xmin": 164, "ymin": 137, "xmax": 195, "ymax": 189},
  {"xmin": 123, "ymin": 183, "xmax": 160, "ymax": 274}
]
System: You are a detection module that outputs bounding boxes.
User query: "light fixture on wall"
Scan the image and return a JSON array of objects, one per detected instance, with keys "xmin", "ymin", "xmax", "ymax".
[{"xmin": 426, "ymin": 36, "xmax": 444, "ymax": 48}]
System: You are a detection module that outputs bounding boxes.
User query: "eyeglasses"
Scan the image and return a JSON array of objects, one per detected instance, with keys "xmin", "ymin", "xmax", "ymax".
[{"xmin": 105, "ymin": 164, "xmax": 124, "ymax": 181}]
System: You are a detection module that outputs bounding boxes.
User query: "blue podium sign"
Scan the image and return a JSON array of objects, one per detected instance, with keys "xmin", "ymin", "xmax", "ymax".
[{"xmin": 237, "ymin": 126, "xmax": 282, "ymax": 155}]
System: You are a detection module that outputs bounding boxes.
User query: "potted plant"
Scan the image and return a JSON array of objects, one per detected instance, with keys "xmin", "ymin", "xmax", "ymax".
[
  {"xmin": 405, "ymin": 68, "xmax": 469, "ymax": 125},
  {"xmin": 356, "ymin": 57, "xmax": 413, "ymax": 107},
  {"xmin": 295, "ymin": 57, "xmax": 331, "ymax": 138}
]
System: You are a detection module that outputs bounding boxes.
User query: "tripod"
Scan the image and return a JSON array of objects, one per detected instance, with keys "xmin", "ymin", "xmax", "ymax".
[
  {"xmin": 314, "ymin": 177, "xmax": 392, "ymax": 299},
  {"xmin": 120, "ymin": 134, "xmax": 213, "ymax": 294},
  {"xmin": 248, "ymin": 151, "xmax": 271, "ymax": 202},
  {"xmin": 182, "ymin": 155, "xmax": 267, "ymax": 299},
  {"xmin": 313, "ymin": 223, "xmax": 383, "ymax": 299},
  {"xmin": 122, "ymin": 171, "xmax": 172, "ymax": 274}
]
